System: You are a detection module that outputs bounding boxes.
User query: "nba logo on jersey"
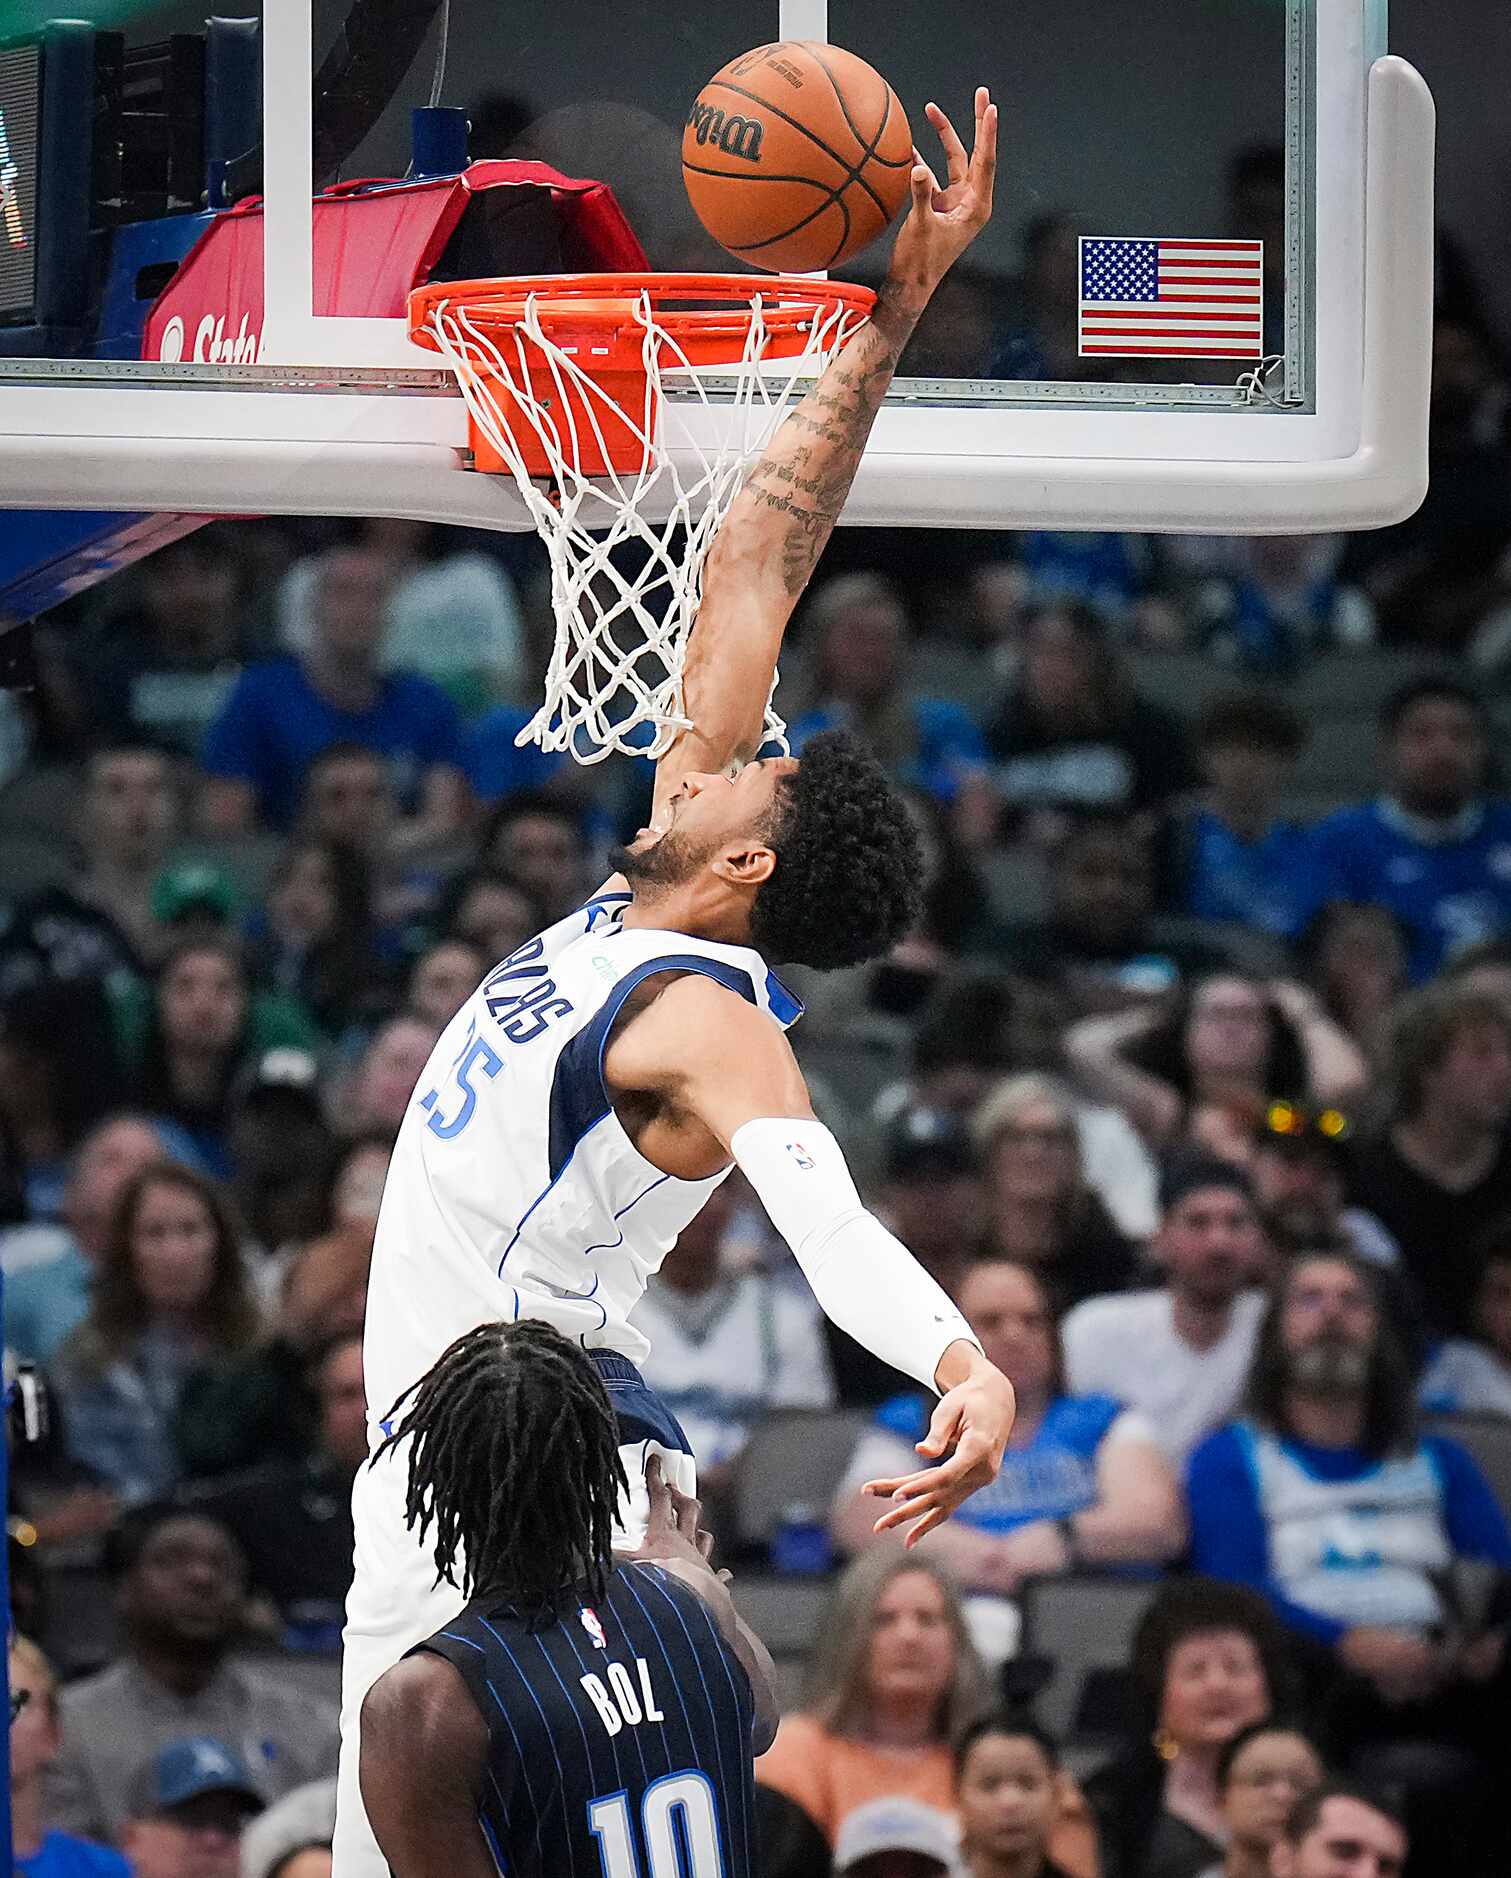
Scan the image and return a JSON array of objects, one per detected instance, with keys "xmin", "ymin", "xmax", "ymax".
[
  {"xmin": 579, "ymin": 1607, "xmax": 607, "ymax": 1650},
  {"xmin": 785, "ymin": 1141, "xmax": 815, "ymax": 1170}
]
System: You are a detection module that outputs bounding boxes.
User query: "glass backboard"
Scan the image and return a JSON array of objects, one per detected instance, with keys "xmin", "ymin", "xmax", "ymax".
[{"xmin": 0, "ymin": 0, "xmax": 1432, "ymax": 533}]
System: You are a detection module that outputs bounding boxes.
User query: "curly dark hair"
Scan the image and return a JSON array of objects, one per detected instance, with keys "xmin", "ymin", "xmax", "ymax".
[{"xmin": 750, "ymin": 730, "xmax": 924, "ymax": 970}]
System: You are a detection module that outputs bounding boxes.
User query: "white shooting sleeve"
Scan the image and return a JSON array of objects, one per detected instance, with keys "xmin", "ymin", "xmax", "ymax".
[{"xmin": 730, "ymin": 1117, "xmax": 980, "ymax": 1392}]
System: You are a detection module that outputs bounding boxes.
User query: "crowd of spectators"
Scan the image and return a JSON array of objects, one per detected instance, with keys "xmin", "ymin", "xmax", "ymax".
[{"xmin": 3, "ymin": 274, "xmax": 1511, "ymax": 1878}]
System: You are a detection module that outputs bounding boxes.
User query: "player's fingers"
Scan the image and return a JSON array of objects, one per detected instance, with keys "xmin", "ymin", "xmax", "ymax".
[
  {"xmin": 909, "ymin": 157, "xmax": 939, "ymax": 211},
  {"xmin": 695, "ymin": 1526, "xmax": 715, "ymax": 1562},
  {"xmin": 642, "ymin": 1453, "xmax": 673, "ymax": 1530},
  {"xmin": 870, "ymin": 1486, "xmax": 947, "ymax": 1536},
  {"xmin": 971, "ymin": 98, "xmax": 998, "ymax": 212},
  {"xmin": 863, "ymin": 1463, "xmax": 941, "ymax": 1504},
  {"xmin": 665, "ymin": 1479, "xmax": 704, "ymax": 1542},
  {"xmin": 916, "ymin": 1392, "xmax": 963, "ymax": 1459},
  {"xmin": 925, "ymin": 100, "xmax": 968, "ymax": 186},
  {"xmin": 902, "ymin": 1503, "xmax": 952, "ymax": 1547}
]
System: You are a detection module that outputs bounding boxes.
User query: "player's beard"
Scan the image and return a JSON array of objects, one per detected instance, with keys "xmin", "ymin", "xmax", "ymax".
[{"xmin": 608, "ymin": 826, "xmax": 708, "ymax": 892}]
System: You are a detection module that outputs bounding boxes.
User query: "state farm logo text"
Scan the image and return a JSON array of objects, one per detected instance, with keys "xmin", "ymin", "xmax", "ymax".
[{"xmin": 157, "ymin": 311, "xmax": 264, "ymax": 363}]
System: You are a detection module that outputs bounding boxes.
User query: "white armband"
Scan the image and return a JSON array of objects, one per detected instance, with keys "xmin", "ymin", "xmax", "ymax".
[{"xmin": 730, "ymin": 1118, "xmax": 980, "ymax": 1393}]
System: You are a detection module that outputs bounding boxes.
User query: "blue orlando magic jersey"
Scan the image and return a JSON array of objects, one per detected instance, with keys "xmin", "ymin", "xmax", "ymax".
[
  {"xmin": 364, "ymin": 890, "xmax": 803, "ymax": 1424},
  {"xmin": 419, "ymin": 1562, "xmax": 757, "ymax": 1878}
]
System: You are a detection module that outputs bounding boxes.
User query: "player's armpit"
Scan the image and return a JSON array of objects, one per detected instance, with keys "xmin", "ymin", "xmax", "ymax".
[
  {"xmin": 604, "ymin": 974, "xmax": 812, "ymax": 1143},
  {"xmin": 360, "ymin": 1654, "xmax": 496, "ymax": 1878}
]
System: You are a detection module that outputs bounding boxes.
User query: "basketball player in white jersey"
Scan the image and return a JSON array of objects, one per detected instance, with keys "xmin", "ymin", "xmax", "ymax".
[{"xmin": 335, "ymin": 87, "xmax": 1009, "ymax": 1876}]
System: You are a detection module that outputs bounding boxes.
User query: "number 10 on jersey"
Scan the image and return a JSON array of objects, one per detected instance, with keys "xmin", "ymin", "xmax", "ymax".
[{"xmin": 588, "ymin": 1772, "xmax": 726, "ymax": 1878}]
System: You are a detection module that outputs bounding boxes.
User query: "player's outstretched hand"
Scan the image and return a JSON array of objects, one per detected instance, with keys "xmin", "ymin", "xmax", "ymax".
[
  {"xmin": 886, "ymin": 86, "xmax": 998, "ymax": 307},
  {"xmin": 622, "ymin": 1454, "xmax": 725, "ymax": 1580},
  {"xmin": 863, "ymin": 1358, "xmax": 1015, "ymax": 1546}
]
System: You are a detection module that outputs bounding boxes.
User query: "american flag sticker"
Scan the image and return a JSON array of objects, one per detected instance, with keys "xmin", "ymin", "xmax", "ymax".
[{"xmin": 1078, "ymin": 237, "xmax": 1264, "ymax": 359}]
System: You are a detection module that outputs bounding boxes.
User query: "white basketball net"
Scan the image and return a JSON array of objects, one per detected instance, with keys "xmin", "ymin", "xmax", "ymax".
[{"xmin": 420, "ymin": 285, "xmax": 867, "ymax": 764}]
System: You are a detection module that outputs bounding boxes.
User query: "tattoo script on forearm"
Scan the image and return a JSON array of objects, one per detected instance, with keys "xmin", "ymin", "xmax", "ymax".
[{"xmin": 743, "ymin": 282, "xmax": 920, "ymax": 598}]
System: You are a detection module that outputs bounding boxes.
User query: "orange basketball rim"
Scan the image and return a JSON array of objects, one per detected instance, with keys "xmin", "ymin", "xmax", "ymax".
[{"xmin": 407, "ymin": 272, "xmax": 874, "ymax": 479}]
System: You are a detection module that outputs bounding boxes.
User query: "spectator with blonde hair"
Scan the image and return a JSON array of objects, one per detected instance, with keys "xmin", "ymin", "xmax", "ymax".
[
  {"xmin": 973, "ymin": 1075, "xmax": 1139, "ymax": 1306},
  {"xmin": 756, "ymin": 1553, "xmax": 1099, "ymax": 1877},
  {"xmin": 51, "ymin": 1164, "xmax": 260, "ymax": 1503},
  {"xmin": 9, "ymin": 1634, "xmax": 131, "ymax": 1878}
]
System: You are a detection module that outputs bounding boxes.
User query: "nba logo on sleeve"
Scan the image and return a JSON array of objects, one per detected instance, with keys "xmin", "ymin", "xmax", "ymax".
[
  {"xmin": 785, "ymin": 1141, "xmax": 815, "ymax": 1170},
  {"xmin": 579, "ymin": 1607, "xmax": 607, "ymax": 1650}
]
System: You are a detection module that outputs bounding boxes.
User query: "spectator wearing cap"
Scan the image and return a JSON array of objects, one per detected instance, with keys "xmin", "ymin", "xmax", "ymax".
[
  {"xmin": 108, "ymin": 939, "xmax": 320, "ymax": 1177},
  {"xmin": 224, "ymin": 1051, "xmax": 334, "ymax": 1284},
  {"xmin": 878, "ymin": 975, "xmax": 1158, "ymax": 1241},
  {"xmin": 1186, "ymin": 1252, "xmax": 1511, "ymax": 1862},
  {"xmin": 1247, "ymin": 1106, "xmax": 1398, "ymax": 1269},
  {"xmin": 833, "ymin": 1797, "xmax": 958, "ymax": 1878},
  {"xmin": 246, "ymin": 840, "xmax": 392, "ymax": 1042},
  {"xmin": 0, "ymin": 740, "xmax": 179, "ymax": 1000},
  {"xmin": 51, "ymin": 1162, "xmax": 260, "ymax": 1504},
  {"xmin": 1307, "ymin": 678, "xmax": 1511, "ymax": 983},
  {"xmin": 237, "ymin": 1778, "xmax": 335, "ymax": 1878},
  {"xmin": 1418, "ymin": 1220, "xmax": 1511, "ymax": 1417},
  {"xmin": 1062, "ymin": 1159, "xmax": 1269, "ymax": 1466},
  {"xmin": 1, "ymin": 1114, "xmax": 194, "ymax": 1364},
  {"xmin": 825, "ymin": 1107, "xmax": 985, "ymax": 1406},
  {"xmin": 186, "ymin": 1332, "xmax": 365, "ymax": 1646},
  {"xmin": 150, "ymin": 865, "xmax": 240, "ymax": 949},
  {"xmin": 1346, "ymin": 984, "xmax": 1511, "ymax": 1341},
  {"xmin": 120, "ymin": 1738, "xmax": 265, "ymax": 1878},
  {"xmin": 1177, "ymin": 692, "xmax": 1333, "ymax": 942},
  {"xmin": 834, "ymin": 1260, "xmax": 1182, "ymax": 1657},
  {"xmin": 972, "ymin": 1075, "xmax": 1140, "ymax": 1308},
  {"xmin": 9, "ymin": 1635, "xmax": 131, "ymax": 1878},
  {"xmin": 956, "ymin": 1717, "xmax": 1081, "ymax": 1878},
  {"xmin": 631, "ymin": 1178, "xmax": 834, "ymax": 1519},
  {"xmin": 1065, "ymin": 975, "xmax": 1366, "ymax": 1154},
  {"xmin": 200, "ymin": 541, "xmax": 468, "ymax": 845},
  {"xmin": 45, "ymin": 1507, "xmax": 338, "ymax": 1842}
]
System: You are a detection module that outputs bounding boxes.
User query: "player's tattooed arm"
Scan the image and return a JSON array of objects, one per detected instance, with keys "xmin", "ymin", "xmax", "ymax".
[{"xmin": 647, "ymin": 87, "xmax": 995, "ymax": 814}]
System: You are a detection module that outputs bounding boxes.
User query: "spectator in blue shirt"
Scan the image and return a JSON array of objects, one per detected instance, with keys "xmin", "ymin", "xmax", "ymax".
[
  {"xmin": 199, "ymin": 543, "xmax": 467, "ymax": 844},
  {"xmin": 832, "ymin": 1259, "xmax": 1183, "ymax": 1603},
  {"xmin": 788, "ymin": 573, "xmax": 987, "ymax": 805},
  {"xmin": 1187, "ymin": 1251, "xmax": 1511, "ymax": 1859},
  {"xmin": 1181, "ymin": 690, "xmax": 1331, "ymax": 941},
  {"xmin": 1308, "ymin": 677, "xmax": 1511, "ymax": 981},
  {"xmin": 9, "ymin": 1636, "xmax": 131, "ymax": 1878}
]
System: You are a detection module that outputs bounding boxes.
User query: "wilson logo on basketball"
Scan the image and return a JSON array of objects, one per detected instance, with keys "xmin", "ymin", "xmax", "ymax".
[{"xmin": 685, "ymin": 102, "xmax": 764, "ymax": 164}]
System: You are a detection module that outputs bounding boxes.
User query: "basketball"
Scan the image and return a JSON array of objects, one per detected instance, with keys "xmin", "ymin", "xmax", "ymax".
[{"xmin": 682, "ymin": 42, "xmax": 913, "ymax": 274}]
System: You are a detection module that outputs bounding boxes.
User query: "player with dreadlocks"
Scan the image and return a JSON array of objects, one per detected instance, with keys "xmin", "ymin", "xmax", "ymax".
[
  {"xmin": 359, "ymin": 1319, "xmax": 777, "ymax": 1878},
  {"xmin": 337, "ymin": 85, "xmax": 1013, "ymax": 1878}
]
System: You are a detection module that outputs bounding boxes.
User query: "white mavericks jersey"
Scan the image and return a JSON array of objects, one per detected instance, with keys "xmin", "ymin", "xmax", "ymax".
[{"xmin": 362, "ymin": 888, "xmax": 805, "ymax": 1424}]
